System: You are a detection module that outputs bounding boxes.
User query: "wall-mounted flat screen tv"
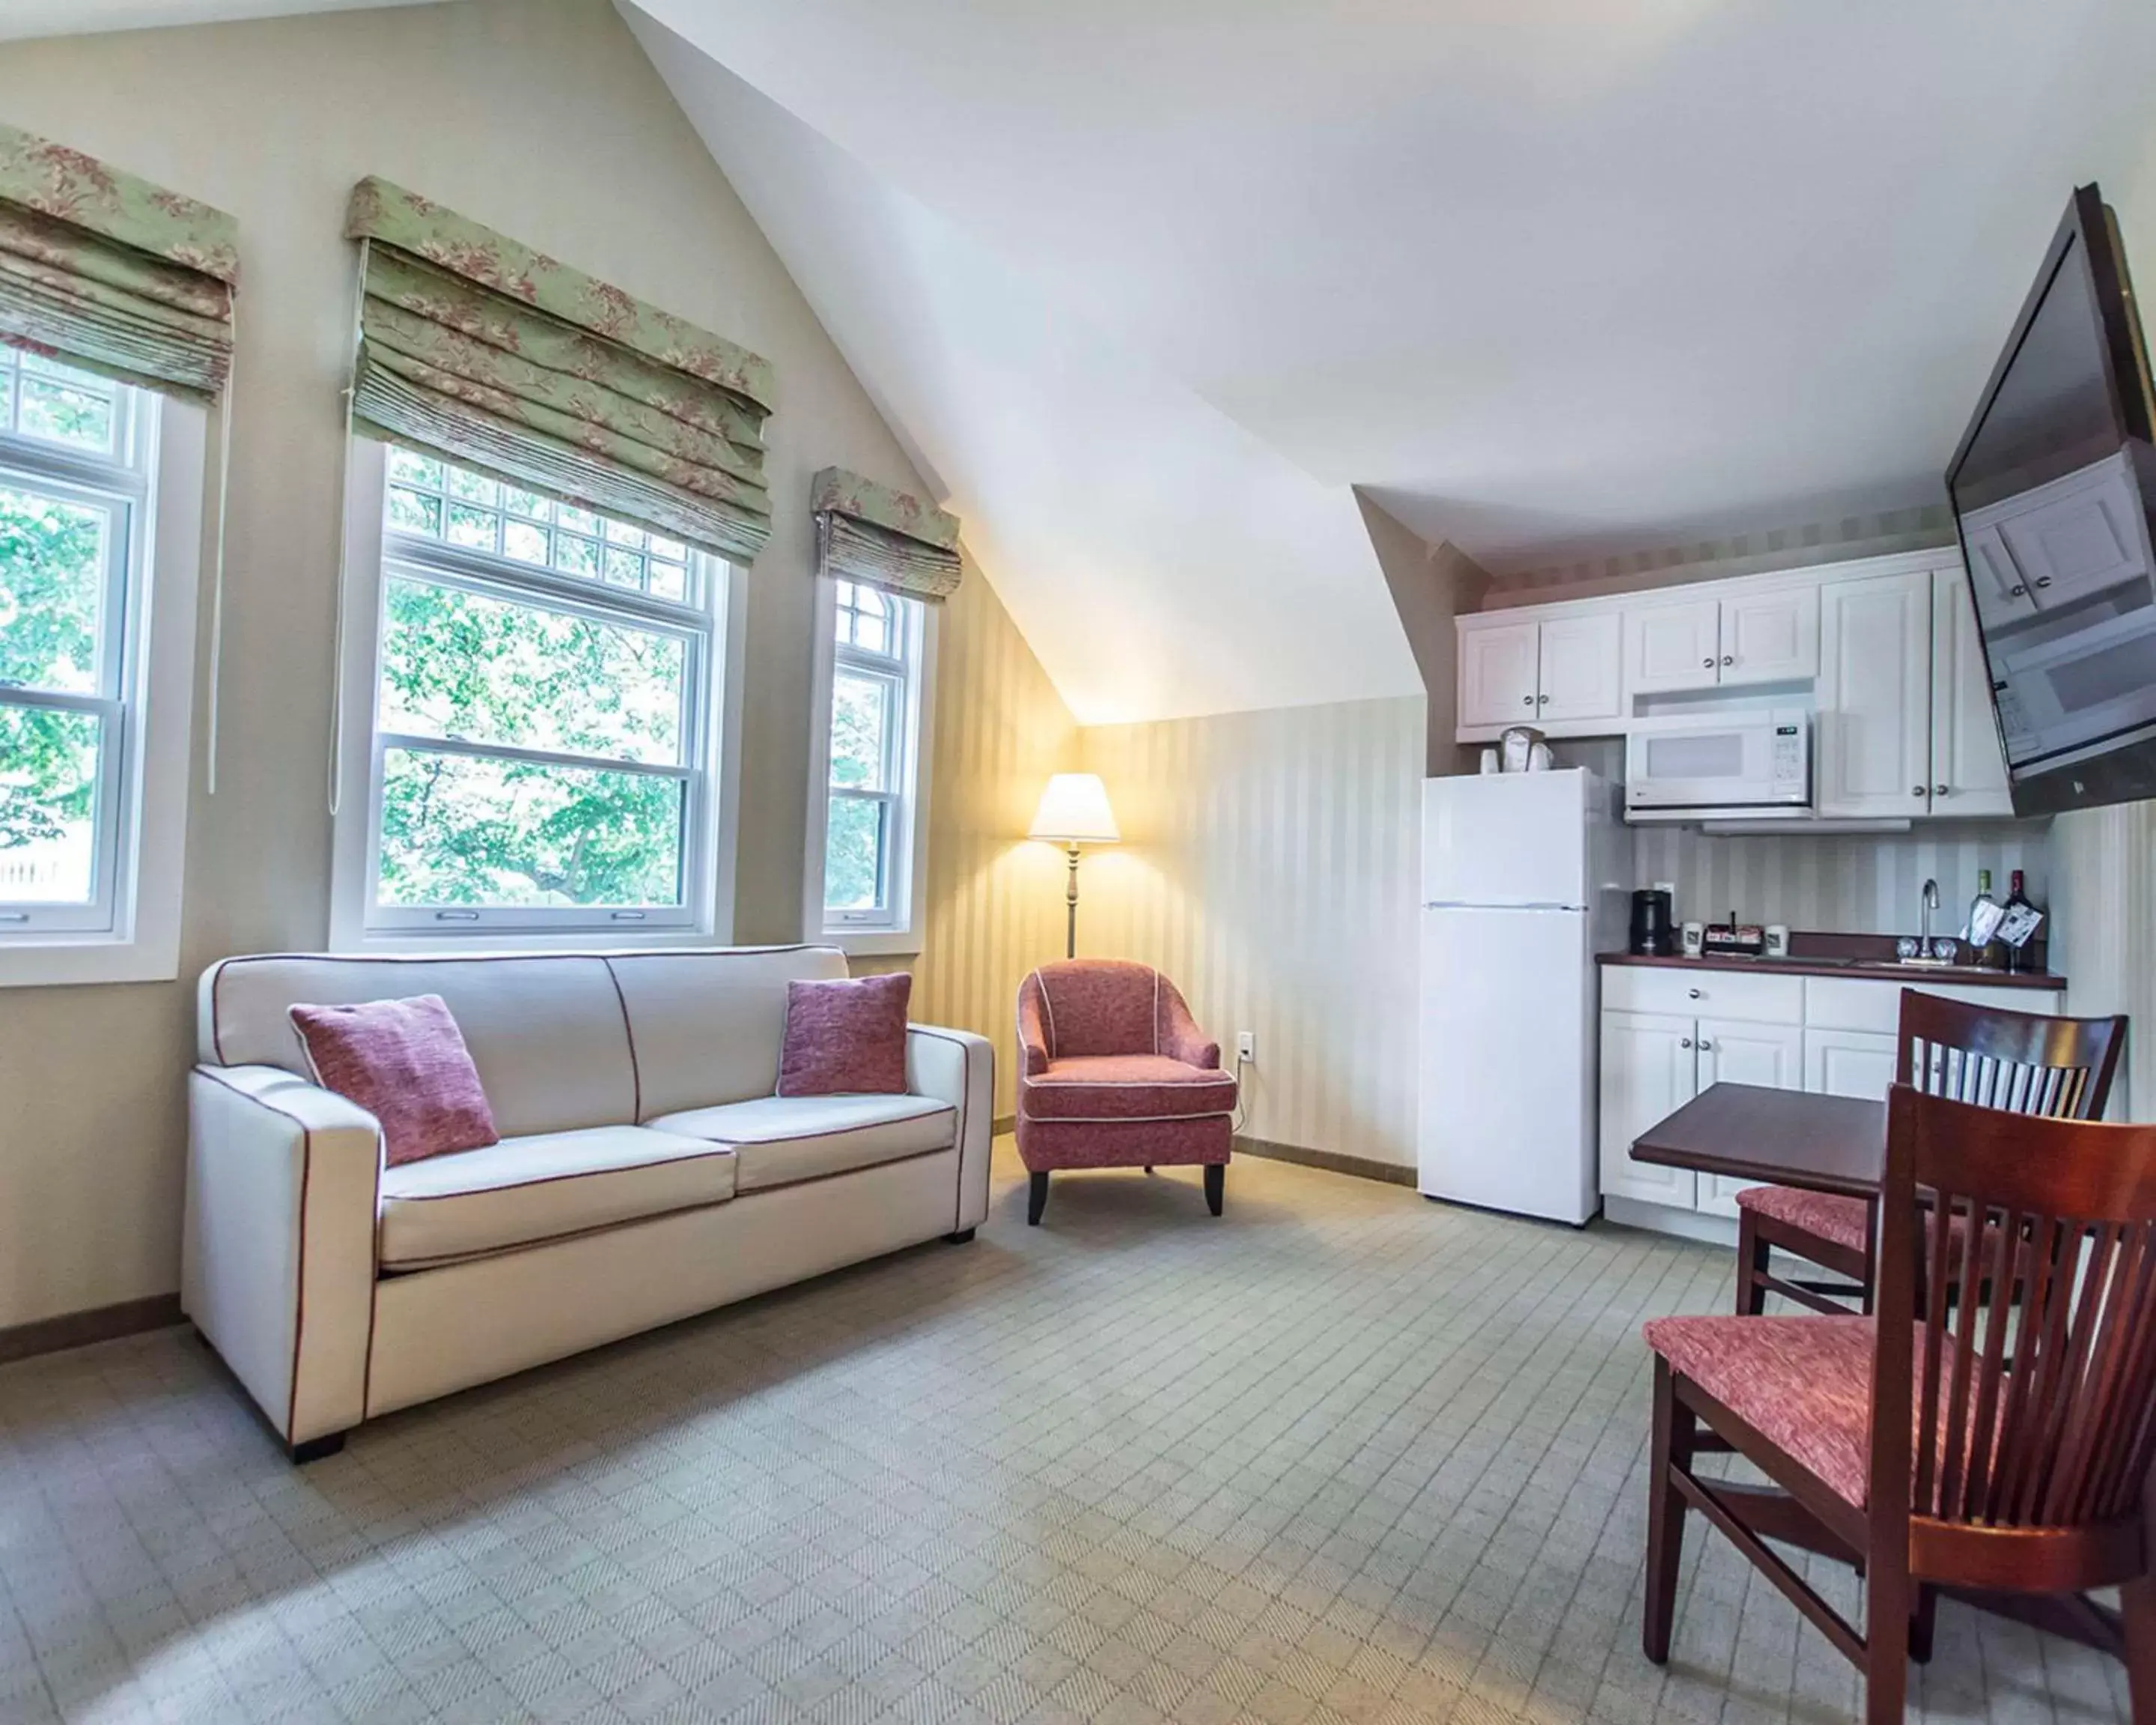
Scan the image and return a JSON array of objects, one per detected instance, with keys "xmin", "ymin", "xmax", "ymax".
[{"xmin": 1947, "ymin": 183, "xmax": 2156, "ymax": 817}]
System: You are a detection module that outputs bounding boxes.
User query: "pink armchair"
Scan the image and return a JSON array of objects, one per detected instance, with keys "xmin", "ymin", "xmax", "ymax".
[{"xmin": 1014, "ymin": 960, "xmax": 1238, "ymax": 1224}]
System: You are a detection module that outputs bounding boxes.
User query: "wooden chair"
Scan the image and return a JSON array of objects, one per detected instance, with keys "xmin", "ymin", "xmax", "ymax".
[
  {"xmin": 1645, "ymin": 1086, "xmax": 2156, "ymax": 1722},
  {"xmin": 1735, "ymin": 990, "xmax": 2125, "ymax": 1315}
]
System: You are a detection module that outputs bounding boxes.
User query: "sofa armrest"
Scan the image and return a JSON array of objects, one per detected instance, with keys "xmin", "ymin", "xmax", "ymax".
[
  {"xmin": 906, "ymin": 1025, "xmax": 995, "ymax": 1232},
  {"xmin": 1159, "ymin": 991, "xmax": 1222, "ymax": 1072},
  {"xmin": 183, "ymin": 1065, "xmax": 382, "ymax": 1446}
]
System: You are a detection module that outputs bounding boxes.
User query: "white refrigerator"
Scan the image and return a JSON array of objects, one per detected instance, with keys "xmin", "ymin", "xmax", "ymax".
[{"xmin": 1417, "ymin": 769, "xmax": 1630, "ymax": 1225}]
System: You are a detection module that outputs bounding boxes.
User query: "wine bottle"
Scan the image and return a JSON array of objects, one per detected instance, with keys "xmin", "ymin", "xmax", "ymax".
[
  {"xmin": 2003, "ymin": 869, "xmax": 2039, "ymax": 973},
  {"xmin": 1967, "ymin": 868, "xmax": 2005, "ymax": 969}
]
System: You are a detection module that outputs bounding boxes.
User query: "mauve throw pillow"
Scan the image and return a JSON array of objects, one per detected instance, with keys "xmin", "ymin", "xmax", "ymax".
[
  {"xmin": 289, "ymin": 994, "xmax": 499, "ymax": 1167},
  {"xmin": 778, "ymin": 972, "xmax": 912, "ymax": 1096}
]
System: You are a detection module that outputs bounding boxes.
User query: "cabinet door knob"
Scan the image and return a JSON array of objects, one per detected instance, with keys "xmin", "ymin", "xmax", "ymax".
[
  {"xmin": 1680, "ymin": 1038, "xmax": 1693, "ymax": 1049},
  {"xmin": 1721, "ymin": 654, "xmax": 1735, "ymax": 666},
  {"xmin": 1697, "ymin": 1040, "xmax": 1713, "ymax": 1053},
  {"xmin": 2010, "ymin": 584, "xmax": 2027, "ymax": 597},
  {"xmin": 1702, "ymin": 657, "xmax": 1715, "ymax": 669},
  {"xmin": 1934, "ymin": 783, "xmax": 1949, "ymax": 796},
  {"xmin": 1687, "ymin": 988, "xmax": 1702, "ymax": 1000},
  {"xmin": 1523, "ymin": 695, "xmax": 1534, "ymax": 705},
  {"xmin": 1913, "ymin": 786, "xmax": 1927, "ymax": 797},
  {"xmin": 2035, "ymin": 576, "xmax": 2053, "ymax": 589},
  {"xmin": 1537, "ymin": 693, "xmax": 1550, "ymax": 704}
]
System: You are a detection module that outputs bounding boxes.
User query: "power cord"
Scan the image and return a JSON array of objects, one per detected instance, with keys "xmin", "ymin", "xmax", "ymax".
[{"xmin": 1231, "ymin": 1047, "xmax": 1252, "ymax": 1137}]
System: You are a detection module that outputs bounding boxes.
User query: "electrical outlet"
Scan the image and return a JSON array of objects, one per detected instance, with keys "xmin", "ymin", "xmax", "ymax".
[{"xmin": 1236, "ymin": 1031, "xmax": 1256, "ymax": 1063}]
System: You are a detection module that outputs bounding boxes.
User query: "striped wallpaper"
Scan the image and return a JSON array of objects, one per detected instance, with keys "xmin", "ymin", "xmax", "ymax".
[
  {"xmin": 1078, "ymin": 696, "xmax": 1427, "ymax": 1168},
  {"xmin": 903, "ymin": 561, "xmax": 1079, "ymax": 1119},
  {"xmin": 2052, "ymin": 800, "xmax": 2156, "ymax": 1120}
]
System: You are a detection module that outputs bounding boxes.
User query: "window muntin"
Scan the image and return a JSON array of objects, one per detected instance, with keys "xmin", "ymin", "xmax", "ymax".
[
  {"xmin": 0, "ymin": 359, "xmax": 147, "ymax": 937},
  {"xmin": 822, "ymin": 579, "xmax": 921, "ymax": 928},
  {"xmin": 365, "ymin": 451, "xmax": 716, "ymax": 933}
]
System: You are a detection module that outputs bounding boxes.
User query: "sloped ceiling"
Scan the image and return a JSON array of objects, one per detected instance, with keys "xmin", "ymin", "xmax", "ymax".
[
  {"xmin": 0, "ymin": 0, "xmax": 445, "ymax": 38},
  {"xmin": 14, "ymin": 0, "xmax": 2156, "ymax": 725}
]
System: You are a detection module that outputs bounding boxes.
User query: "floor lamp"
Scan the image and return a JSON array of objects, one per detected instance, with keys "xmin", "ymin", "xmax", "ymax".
[{"xmin": 1028, "ymin": 773, "xmax": 1120, "ymax": 959}]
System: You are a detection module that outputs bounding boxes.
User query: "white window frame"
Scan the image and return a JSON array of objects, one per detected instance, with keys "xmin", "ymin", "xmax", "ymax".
[
  {"xmin": 0, "ymin": 373, "xmax": 204, "ymax": 990},
  {"xmin": 804, "ymin": 574, "xmax": 937, "ymax": 956},
  {"xmin": 329, "ymin": 439, "xmax": 745, "ymax": 952}
]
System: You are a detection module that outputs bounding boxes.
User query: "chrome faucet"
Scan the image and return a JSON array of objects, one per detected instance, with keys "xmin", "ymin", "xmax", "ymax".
[{"xmin": 1920, "ymin": 877, "xmax": 1940, "ymax": 949}]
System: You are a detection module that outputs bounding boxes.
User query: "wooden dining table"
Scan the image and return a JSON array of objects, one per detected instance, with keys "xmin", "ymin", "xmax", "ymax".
[{"xmin": 1626, "ymin": 1079, "xmax": 2125, "ymax": 1660}]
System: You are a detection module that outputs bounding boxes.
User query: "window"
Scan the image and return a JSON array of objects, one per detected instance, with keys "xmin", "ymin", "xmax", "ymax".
[
  {"xmin": 808, "ymin": 578, "xmax": 934, "ymax": 949},
  {"xmin": 0, "ymin": 351, "xmax": 206, "ymax": 985},
  {"xmin": 347, "ymin": 448, "xmax": 728, "ymax": 937}
]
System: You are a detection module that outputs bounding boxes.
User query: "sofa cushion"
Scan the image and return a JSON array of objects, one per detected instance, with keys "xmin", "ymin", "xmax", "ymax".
[
  {"xmin": 648, "ymin": 1094, "xmax": 954, "ymax": 1192},
  {"xmin": 1020, "ymin": 1054, "xmax": 1238, "ymax": 1121},
  {"xmin": 290, "ymin": 994, "xmax": 499, "ymax": 1167},
  {"xmin": 377, "ymin": 1125, "xmax": 736, "ymax": 1268},
  {"xmin": 779, "ymin": 972, "xmax": 911, "ymax": 1096}
]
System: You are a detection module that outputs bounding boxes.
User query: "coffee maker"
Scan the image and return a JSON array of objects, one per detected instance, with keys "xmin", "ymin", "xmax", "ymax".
[{"xmin": 1629, "ymin": 887, "xmax": 1675, "ymax": 957}]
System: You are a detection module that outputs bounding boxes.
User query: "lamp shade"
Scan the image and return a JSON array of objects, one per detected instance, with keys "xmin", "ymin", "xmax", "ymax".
[{"xmin": 1029, "ymin": 773, "xmax": 1120, "ymax": 845}]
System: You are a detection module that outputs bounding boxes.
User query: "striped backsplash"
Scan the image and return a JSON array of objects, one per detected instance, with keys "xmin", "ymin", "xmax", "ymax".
[
  {"xmin": 1079, "ymin": 696, "xmax": 1426, "ymax": 1168},
  {"xmin": 1629, "ymin": 821, "xmax": 2053, "ymax": 938}
]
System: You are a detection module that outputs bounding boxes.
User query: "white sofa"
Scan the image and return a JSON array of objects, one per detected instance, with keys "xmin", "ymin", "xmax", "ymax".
[{"xmin": 183, "ymin": 946, "xmax": 993, "ymax": 1458}]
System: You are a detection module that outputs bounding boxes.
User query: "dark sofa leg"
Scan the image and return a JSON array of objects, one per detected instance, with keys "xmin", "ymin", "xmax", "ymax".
[
  {"xmin": 943, "ymin": 1227, "xmax": 976, "ymax": 1244},
  {"xmin": 1205, "ymin": 1163, "xmax": 1224, "ymax": 1217},
  {"xmin": 1028, "ymin": 1171, "xmax": 1050, "ymax": 1226},
  {"xmin": 288, "ymin": 1432, "xmax": 345, "ymax": 1464}
]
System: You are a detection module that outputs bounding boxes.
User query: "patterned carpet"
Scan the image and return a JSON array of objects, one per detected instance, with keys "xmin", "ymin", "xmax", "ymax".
[{"xmin": 0, "ymin": 1142, "xmax": 2130, "ymax": 1724}]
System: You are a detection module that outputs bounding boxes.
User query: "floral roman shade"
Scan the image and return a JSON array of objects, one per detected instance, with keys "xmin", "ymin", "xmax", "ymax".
[
  {"xmin": 0, "ymin": 124, "xmax": 239, "ymax": 404},
  {"xmin": 343, "ymin": 177, "xmax": 775, "ymax": 562},
  {"xmin": 811, "ymin": 466, "xmax": 962, "ymax": 601}
]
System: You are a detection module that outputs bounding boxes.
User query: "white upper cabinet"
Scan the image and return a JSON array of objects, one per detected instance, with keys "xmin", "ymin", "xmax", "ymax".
[
  {"xmin": 1963, "ymin": 450, "xmax": 2151, "ymax": 624},
  {"xmin": 1720, "ymin": 587, "xmax": 1820, "ymax": 687},
  {"xmin": 1536, "ymin": 612, "xmax": 1622, "ymax": 722},
  {"xmin": 1816, "ymin": 568, "xmax": 1931, "ymax": 818},
  {"xmin": 1621, "ymin": 588, "xmax": 1818, "ymax": 697},
  {"xmin": 1458, "ymin": 621, "xmax": 1541, "ymax": 728},
  {"xmin": 1458, "ymin": 615, "xmax": 1620, "ymax": 730},
  {"xmin": 1928, "ymin": 568, "xmax": 2014, "ymax": 816},
  {"xmin": 1623, "ymin": 599, "xmax": 1723, "ymax": 694}
]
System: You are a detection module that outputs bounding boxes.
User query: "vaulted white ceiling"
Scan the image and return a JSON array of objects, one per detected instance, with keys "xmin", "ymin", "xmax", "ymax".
[
  {"xmin": 13, "ymin": 0, "xmax": 2156, "ymax": 724},
  {"xmin": 0, "ymin": 0, "xmax": 445, "ymax": 39}
]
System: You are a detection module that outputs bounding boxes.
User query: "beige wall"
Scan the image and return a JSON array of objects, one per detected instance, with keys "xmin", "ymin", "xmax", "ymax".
[
  {"xmin": 0, "ymin": 0, "xmax": 1056, "ymax": 1327},
  {"xmin": 1079, "ymin": 696, "xmax": 1425, "ymax": 1168},
  {"xmin": 1357, "ymin": 490, "xmax": 1490, "ymax": 776}
]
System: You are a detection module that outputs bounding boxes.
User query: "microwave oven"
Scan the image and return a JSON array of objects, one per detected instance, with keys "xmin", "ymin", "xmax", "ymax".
[{"xmin": 1624, "ymin": 709, "xmax": 1812, "ymax": 820}]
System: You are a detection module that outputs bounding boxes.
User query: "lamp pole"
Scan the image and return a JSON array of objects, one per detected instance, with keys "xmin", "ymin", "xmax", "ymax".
[{"xmin": 1065, "ymin": 841, "xmax": 1081, "ymax": 959}]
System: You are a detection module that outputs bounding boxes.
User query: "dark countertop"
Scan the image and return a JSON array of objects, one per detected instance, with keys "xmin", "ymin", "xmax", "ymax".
[{"xmin": 1597, "ymin": 950, "xmax": 2068, "ymax": 990}]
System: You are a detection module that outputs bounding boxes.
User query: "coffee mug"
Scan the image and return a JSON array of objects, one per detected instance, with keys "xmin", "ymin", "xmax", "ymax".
[
  {"xmin": 1681, "ymin": 922, "xmax": 1705, "ymax": 958},
  {"xmin": 1764, "ymin": 924, "xmax": 1791, "ymax": 958}
]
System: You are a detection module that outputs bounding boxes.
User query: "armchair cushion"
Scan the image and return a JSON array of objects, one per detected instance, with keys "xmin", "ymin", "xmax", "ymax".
[
  {"xmin": 377, "ymin": 1124, "xmax": 735, "ymax": 1269},
  {"xmin": 290, "ymin": 993, "xmax": 497, "ymax": 1167},
  {"xmin": 1020, "ymin": 1055, "xmax": 1238, "ymax": 1121}
]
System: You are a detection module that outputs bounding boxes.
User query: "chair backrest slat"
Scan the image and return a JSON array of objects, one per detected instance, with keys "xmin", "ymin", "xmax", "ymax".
[
  {"xmin": 1877, "ymin": 1089, "xmax": 2156, "ymax": 1536},
  {"xmin": 1895, "ymin": 991, "xmax": 2125, "ymax": 1123}
]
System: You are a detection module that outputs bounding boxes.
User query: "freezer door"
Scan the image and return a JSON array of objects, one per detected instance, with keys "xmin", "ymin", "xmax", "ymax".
[
  {"xmin": 1422, "ymin": 770, "xmax": 1592, "ymax": 907},
  {"xmin": 1418, "ymin": 905, "xmax": 1598, "ymax": 1225}
]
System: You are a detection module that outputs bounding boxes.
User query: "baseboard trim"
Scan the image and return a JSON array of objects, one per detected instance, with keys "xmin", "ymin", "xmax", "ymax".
[
  {"xmin": 0, "ymin": 1294, "xmax": 183, "ymax": 1366},
  {"xmin": 992, "ymin": 1113, "xmax": 1017, "ymax": 1137},
  {"xmin": 1234, "ymin": 1134, "xmax": 1417, "ymax": 1187}
]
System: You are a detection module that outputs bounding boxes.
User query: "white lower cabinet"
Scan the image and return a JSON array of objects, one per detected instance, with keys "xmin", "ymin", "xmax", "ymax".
[
  {"xmin": 1598, "ymin": 1011, "xmax": 1700, "ymax": 1209},
  {"xmin": 1599, "ymin": 971, "xmax": 2063, "ymax": 1233},
  {"xmin": 1693, "ymin": 1019, "xmax": 1804, "ymax": 1217}
]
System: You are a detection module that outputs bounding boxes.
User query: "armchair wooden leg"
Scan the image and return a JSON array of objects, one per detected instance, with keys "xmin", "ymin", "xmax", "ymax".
[
  {"xmin": 1027, "ymin": 1171, "xmax": 1050, "ymax": 1226},
  {"xmin": 1643, "ymin": 1360, "xmax": 1692, "ymax": 1664},
  {"xmin": 1204, "ymin": 1163, "xmax": 1224, "ymax": 1217},
  {"xmin": 1910, "ymin": 1584, "xmax": 1937, "ymax": 1664}
]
